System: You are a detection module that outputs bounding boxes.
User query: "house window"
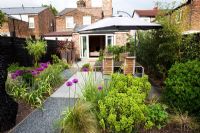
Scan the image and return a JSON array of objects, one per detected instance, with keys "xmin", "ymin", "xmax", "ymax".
[
  {"xmin": 106, "ymin": 35, "xmax": 114, "ymax": 46},
  {"xmin": 176, "ymin": 10, "xmax": 182, "ymax": 23},
  {"xmin": 83, "ymin": 16, "xmax": 91, "ymax": 25},
  {"xmin": 91, "ymin": 0, "xmax": 102, "ymax": 7},
  {"xmin": 66, "ymin": 16, "xmax": 74, "ymax": 28},
  {"xmin": 28, "ymin": 17, "xmax": 35, "ymax": 28}
]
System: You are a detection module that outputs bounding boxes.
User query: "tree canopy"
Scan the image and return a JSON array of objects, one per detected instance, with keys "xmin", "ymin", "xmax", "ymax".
[{"xmin": 42, "ymin": 4, "xmax": 58, "ymax": 16}]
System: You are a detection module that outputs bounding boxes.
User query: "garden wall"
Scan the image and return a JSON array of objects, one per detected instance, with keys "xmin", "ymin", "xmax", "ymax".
[{"xmin": 0, "ymin": 36, "xmax": 59, "ymax": 66}]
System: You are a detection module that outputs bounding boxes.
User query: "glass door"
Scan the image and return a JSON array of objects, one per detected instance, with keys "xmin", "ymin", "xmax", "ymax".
[{"xmin": 80, "ymin": 35, "xmax": 89, "ymax": 58}]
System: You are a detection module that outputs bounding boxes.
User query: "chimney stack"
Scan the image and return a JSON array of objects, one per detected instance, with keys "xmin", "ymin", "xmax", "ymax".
[{"xmin": 77, "ymin": 0, "xmax": 86, "ymax": 8}]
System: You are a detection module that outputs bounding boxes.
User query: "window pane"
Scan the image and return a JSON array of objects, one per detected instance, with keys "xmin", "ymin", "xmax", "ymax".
[
  {"xmin": 83, "ymin": 16, "xmax": 91, "ymax": 25},
  {"xmin": 29, "ymin": 17, "xmax": 34, "ymax": 28},
  {"xmin": 66, "ymin": 17, "xmax": 74, "ymax": 28},
  {"xmin": 91, "ymin": 0, "xmax": 102, "ymax": 7},
  {"xmin": 107, "ymin": 36, "xmax": 113, "ymax": 46}
]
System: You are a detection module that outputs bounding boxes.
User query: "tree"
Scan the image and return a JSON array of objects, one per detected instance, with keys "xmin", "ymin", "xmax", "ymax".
[
  {"xmin": 42, "ymin": 4, "xmax": 58, "ymax": 16},
  {"xmin": 0, "ymin": 10, "xmax": 5, "ymax": 27}
]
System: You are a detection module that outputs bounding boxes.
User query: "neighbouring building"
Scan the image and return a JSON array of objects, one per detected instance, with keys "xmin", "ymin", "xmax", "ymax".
[
  {"xmin": 0, "ymin": 15, "xmax": 29, "ymax": 38},
  {"xmin": 45, "ymin": 0, "xmax": 131, "ymax": 59},
  {"xmin": 0, "ymin": 7, "xmax": 55, "ymax": 38},
  {"xmin": 132, "ymin": 7, "xmax": 159, "ymax": 22},
  {"xmin": 167, "ymin": 0, "xmax": 200, "ymax": 34}
]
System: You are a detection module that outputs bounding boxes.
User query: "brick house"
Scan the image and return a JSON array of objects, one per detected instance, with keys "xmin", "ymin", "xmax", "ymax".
[
  {"xmin": 45, "ymin": 0, "xmax": 131, "ymax": 59},
  {"xmin": 167, "ymin": 0, "xmax": 200, "ymax": 33},
  {"xmin": 0, "ymin": 15, "xmax": 29, "ymax": 38},
  {"xmin": 0, "ymin": 7, "xmax": 55, "ymax": 38},
  {"xmin": 132, "ymin": 7, "xmax": 159, "ymax": 22}
]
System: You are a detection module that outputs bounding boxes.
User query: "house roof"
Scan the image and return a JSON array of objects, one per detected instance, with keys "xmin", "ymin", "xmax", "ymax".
[
  {"xmin": 43, "ymin": 31, "xmax": 73, "ymax": 37},
  {"xmin": 133, "ymin": 8, "xmax": 159, "ymax": 17},
  {"xmin": 57, "ymin": 8, "xmax": 76, "ymax": 16},
  {"xmin": 0, "ymin": 7, "xmax": 47, "ymax": 15}
]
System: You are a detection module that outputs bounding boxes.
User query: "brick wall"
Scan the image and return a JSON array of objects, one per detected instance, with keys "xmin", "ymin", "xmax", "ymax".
[
  {"xmin": 169, "ymin": 0, "xmax": 200, "ymax": 31},
  {"xmin": 56, "ymin": 9, "xmax": 102, "ymax": 32},
  {"xmin": 29, "ymin": 8, "xmax": 55, "ymax": 38},
  {"xmin": 102, "ymin": 0, "xmax": 112, "ymax": 17},
  {"xmin": 191, "ymin": 0, "xmax": 200, "ymax": 30},
  {"xmin": 72, "ymin": 33, "xmax": 80, "ymax": 58},
  {"xmin": 115, "ymin": 32, "xmax": 129, "ymax": 46},
  {"xmin": 0, "ymin": 17, "xmax": 29, "ymax": 38}
]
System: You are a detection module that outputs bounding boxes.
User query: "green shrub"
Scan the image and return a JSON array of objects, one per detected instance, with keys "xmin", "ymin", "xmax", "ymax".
[
  {"xmin": 7, "ymin": 63, "xmax": 31, "ymax": 72},
  {"xmin": 107, "ymin": 45, "xmax": 125, "ymax": 61},
  {"xmin": 164, "ymin": 60, "xmax": 200, "ymax": 114},
  {"xmin": 145, "ymin": 103, "xmax": 168, "ymax": 129},
  {"xmin": 59, "ymin": 100, "xmax": 99, "ymax": 133},
  {"xmin": 98, "ymin": 74, "xmax": 151, "ymax": 132},
  {"xmin": 26, "ymin": 39, "xmax": 47, "ymax": 66}
]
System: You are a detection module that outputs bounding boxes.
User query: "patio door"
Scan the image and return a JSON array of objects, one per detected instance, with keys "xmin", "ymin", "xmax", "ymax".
[{"xmin": 80, "ymin": 35, "xmax": 89, "ymax": 58}]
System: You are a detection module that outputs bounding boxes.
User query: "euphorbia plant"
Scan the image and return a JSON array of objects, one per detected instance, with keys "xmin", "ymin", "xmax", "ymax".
[{"xmin": 26, "ymin": 39, "xmax": 47, "ymax": 67}]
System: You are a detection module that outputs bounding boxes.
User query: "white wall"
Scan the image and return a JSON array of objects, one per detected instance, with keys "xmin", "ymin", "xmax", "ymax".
[{"xmin": 44, "ymin": 36, "xmax": 72, "ymax": 41}]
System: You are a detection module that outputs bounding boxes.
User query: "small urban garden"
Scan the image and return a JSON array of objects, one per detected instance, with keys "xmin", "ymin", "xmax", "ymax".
[{"xmin": 0, "ymin": 9, "xmax": 200, "ymax": 133}]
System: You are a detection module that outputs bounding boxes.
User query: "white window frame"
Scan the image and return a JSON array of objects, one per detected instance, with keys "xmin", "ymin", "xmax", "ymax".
[
  {"xmin": 66, "ymin": 16, "xmax": 74, "ymax": 28},
  {"xmin": 106, "ymin": 35, "xmax": 115, "ymax": 47},
  {"xmin": 28, "ymin": 17, "xmax": 35, "ymax": 29},
  {"xmin": 83, "ymin": 16, "xmax": 92, "ymax": 25},
  {"xmin": 80, "ymin": 35, "xmax": 89, "ymax": 58},
  {"xmin": 91, "ymin": 0, "xmax": 102, "ymax": 7}
]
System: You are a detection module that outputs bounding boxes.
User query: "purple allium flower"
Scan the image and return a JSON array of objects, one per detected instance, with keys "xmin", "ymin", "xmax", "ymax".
[
  {"xmin": 47, "ymin": 61, "xmax": 51, "ymax": 65},
  {"xmin": 82, "ymin": 67, "xmax": 89, "ymax": 72},
  {"xmin": 98, "ymin": 86, "xmax": 103, "ymax": 91},
  {"xmin": 66, "ymin": 81, "xmax": 73, "ymax": 87},
  {"xmin": 31, "ymin": 70, "xmax": 38, "ymax": 76},
  {"xmin": 15, "ymin": 70, "xmax": 23, "ymax": 76},
  {"xmin": 11, "ymin": 73, "xmax": 17, "ymax": 79},
  {"xmin": 36, "ymin": 67, "xmax": 44, "ymax": 72},
  {"xmin": 40, "ymin": 63, "xmax": 48, "ymax": 68},
  {"xmin": 72, "ymin": 78, "xmax": 78, "ymax": 84}
]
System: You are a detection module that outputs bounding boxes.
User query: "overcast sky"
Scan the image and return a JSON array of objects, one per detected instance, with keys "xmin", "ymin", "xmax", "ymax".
[{"xmin": 0, "ymin": 0, "xmax": 182, "ymax": 16}]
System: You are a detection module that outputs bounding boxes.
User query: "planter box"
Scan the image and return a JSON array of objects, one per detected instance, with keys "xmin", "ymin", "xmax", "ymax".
[
  {"xmin": 103, "ymin": 56, "xmax": 113, "ymax": 75},
  {"xmin": 124, "ymin": 56, "xmax": 136, "ymax": 75}
]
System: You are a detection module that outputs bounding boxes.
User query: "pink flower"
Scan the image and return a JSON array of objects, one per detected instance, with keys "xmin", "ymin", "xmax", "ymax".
[
  {"xmin": 72, "ymin": 78, "xmax": 78, "ymax": 84},
  {"xmin": 66, "ymin": 81, "xmax": 73, "ymax": 87}
]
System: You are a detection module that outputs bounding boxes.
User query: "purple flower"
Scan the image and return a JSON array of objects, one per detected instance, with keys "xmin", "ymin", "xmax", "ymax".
[
  {"xmin": 15, "ymin": 70, "xmax": 23, "ymax": 76},
  {"xmin": 40, "ymin": 63, "xmax": 48, "ymax": 69},
  {"xmin": 98, "ymin": 86, "xmax": 103, "ymax": 91},
  {"xmin": 72, "ymin": 78, "xmax": 78, "ymax": 84},
  {"xmin": 36, "ymin": 67, "xmax": 44, "ymax": 72},
  {"xmin": 82, "ymin": 67, "xmax": 89, "ymax": 72},
  {"xmin": 66, "ymin": 81, "xmax": 73, "ymax": 87},
  {"xmin": 11, "ymin": 73, "xmax": 17, "ymax": 79},
  {"xmin": 31, "ymin": 70, "xmax": 38, "ymax": 76}
]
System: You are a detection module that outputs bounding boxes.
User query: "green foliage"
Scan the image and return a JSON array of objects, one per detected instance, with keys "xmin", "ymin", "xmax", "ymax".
[
  {"xmin": 38, "ymin": 63, "xmax": 65, "ymax": 88},
  {"xmin": 6, "ymin": 63, "xmax": 66, "ymax": 107},
  {"xmin": 26, "ymin": 39, "xmax": 47, "ymax": 66},
  {"xmin": 42, "ymin": 4, "xmax": 58, "ymax": 16},
  {"xmin": 0, "ymin": 10, "xmax": 5, "ymax": 27},
  {"xmin": 180, "ymin": 34, "xmax": 200, "ymax": 62},
  {"xmin": 98, "ymin": 74, "xmax": 151, "ymax": 132},
  {"xmin": 7, "ymin": 63, "xmax": 32, "ymax": 72},
  {"xmin": 59, "ymin": 100, "xmax": 99, "ymax": 133},
  {"xmin": 137, "ymin": 18, "xmax": 182, "ymax": 79},
  {"xmin": 107, "ymin": 45, "xmax": 125, "ymax": 61},
  {"xmin": 145, "ymin": 103, "xmax": 168, "ymax": 129},
  {"xmin": 81, "ymin": 63, "xmax": 91, "ymax": 71},
  {"xmin": 163, "ymin": 60, "xmax": 200, "ymax": 114},
  {"xmin": 51, "ymin": 54, "xmax": 69, "ymax": 69}
]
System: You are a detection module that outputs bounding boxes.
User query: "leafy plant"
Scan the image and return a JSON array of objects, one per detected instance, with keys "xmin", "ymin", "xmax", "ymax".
[
  {"xmin": 0, "ymin": 10, "xmax": 5, "ymax": 27},
  {"xmin": 26, "ymin": 39, "xmax": 47, "ymax": 66},
  {"xmin": 163, "ymin": 60, "xmax": 200, "ymax": 115},
  {"xmin": 59, "ymin": 100, "xmax": 99, "ymax": 133},
  {"xmin": 145, "ymin": 103, "xmax": 168, "ymax": 129},
  {"xmin": 98, "ymin": 74, "xmax": 151, "ymax": 132},
  {"xmin": 107, "ymin": 45, "xmax": 125, "ymax": 61}
]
